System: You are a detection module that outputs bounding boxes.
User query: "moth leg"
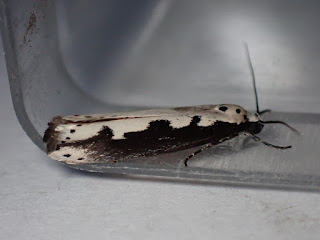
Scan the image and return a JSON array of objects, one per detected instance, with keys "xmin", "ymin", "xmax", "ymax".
[
  {"xmin": 184, "ymin": 143, "xmax": 214, "ymax": 167},
  {"xmin": 243, "ymin": 132, "xmax": 291, "ymax": 149}
]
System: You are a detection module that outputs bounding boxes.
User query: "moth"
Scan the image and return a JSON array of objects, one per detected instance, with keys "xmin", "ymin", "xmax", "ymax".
[{"xmin": 43, "ymin": 45, "xmax": 298, "ymax": 167}]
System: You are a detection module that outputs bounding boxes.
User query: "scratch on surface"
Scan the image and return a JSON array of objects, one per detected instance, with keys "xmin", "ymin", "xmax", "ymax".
[
  {"xmin": 144, "ymin": 160, "xmax": 149, "ymax": 168},
  {"xmin": 276, "ymin": 205, "xmax": 295, "ymax": 213},
  {"xmin": 23, "ymin": 12, "xmax": 37, "ymax": 45},
  {"xmin": 259, "ymin": 200, "xmax": 270, "ymax": 210},
  {"xmin": 0, "ymin": 171, "xmax": 7, "ymax": 178},
  {"xmin": 161, "ymin": 161, "xmax": 175, "ymax": 169}
]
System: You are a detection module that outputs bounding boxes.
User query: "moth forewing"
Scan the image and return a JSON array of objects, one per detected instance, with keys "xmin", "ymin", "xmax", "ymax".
[{"xmin": 43, "ymin": 104, "xmax": 258, "ymax": 166}]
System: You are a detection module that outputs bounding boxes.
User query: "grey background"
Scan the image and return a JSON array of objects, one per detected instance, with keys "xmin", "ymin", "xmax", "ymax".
[
  {"xmin": 1, "ymin": 37, "xmax": 320, "ymax": 240},
  {"xmin": 57, "ymin": 0, "xmax": 320, "ymax": 112}
]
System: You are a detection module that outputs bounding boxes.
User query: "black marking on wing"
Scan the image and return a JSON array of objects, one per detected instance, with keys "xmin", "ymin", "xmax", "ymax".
[
  {"xmin": 56, "ymin": 115, "xmax": 161, "ymax": 125},
  {"xmin": 219, "ymin": 106, "xmax": 228, "ymax": 112},
  {"xmin": 48, "ymin": 116, "xmax": 254, "ymax": 163}
]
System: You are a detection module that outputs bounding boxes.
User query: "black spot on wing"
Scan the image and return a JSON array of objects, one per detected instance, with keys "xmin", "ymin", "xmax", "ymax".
[
  {"xmin": 236, "ymin": 109, "xmax": 241, "ymax": 114},
  {"xmin": 219, "ymin": 106, "xmax": 228, "ymax": 112},
  {"xmin": 191, "ymin": 116, "xmax": 201, "ymax": 124},
  {"xmin": 70, "ymin": 129, "xmax": 75, "ymax": 133},
  {"xmin": 148, "ymin": 120, "xmax": 172, "ymax": 131},
  {"xmin": 63, "ymin": 154, "xmax": 71, "ymax": 157}
]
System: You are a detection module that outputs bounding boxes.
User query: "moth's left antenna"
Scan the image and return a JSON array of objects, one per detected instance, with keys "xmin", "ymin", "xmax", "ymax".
[{"xmin": 244, "ymin": 43, "xmax": 260, "ymax": 114}]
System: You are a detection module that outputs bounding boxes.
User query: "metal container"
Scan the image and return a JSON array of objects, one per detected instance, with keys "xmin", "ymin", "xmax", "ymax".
[{"xmin": 1, "ymin": 0, "xmax": 320, "ymax": 191}]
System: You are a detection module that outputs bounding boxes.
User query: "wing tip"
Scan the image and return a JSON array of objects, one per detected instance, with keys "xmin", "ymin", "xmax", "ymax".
[{"xmin": 43, "ymin": 116, "xmax": 64, "ymax": 153}]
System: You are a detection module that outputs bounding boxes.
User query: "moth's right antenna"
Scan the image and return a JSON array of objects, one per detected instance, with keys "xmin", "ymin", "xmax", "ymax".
[{"xmin": 244, "ymin": 43, "xmax": 260, "ymax": 114}]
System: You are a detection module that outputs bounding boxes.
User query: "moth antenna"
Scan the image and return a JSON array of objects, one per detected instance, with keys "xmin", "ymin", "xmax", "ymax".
[
  {"xmin": 259, "ymin": 109, "xmax": 271, "ymax": 115},
  {"xmin": 260, "ymin": 120, "xmax": 300, "ymax": 135},
  {"xmin": 244, "ymin": 43, "xmax": 260, "ymax": 114},
  {"xmin": 244, "ymin": 133, "xmax": 292, "ymax": 149}
]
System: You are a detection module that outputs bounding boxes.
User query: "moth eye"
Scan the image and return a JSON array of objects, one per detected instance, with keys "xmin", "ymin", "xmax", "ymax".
[{"xmin": 219, "ymin": 106, "xmax": 228, "ymax": 112}]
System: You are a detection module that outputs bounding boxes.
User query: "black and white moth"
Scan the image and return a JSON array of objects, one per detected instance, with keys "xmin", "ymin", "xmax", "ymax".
[{"xmin": 43, "ymin": 45, "xmax": 298, "ymax": 167}]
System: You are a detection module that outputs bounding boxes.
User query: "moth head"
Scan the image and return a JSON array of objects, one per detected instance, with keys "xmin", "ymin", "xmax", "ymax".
[{"xmin": 246, "ymin": 112, "xmax": 264, "ymax": 135}]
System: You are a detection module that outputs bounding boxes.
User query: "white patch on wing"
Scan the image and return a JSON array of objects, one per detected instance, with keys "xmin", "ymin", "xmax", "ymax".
[
  {"xmin": 197, "ymin": 115, "xmax": 218, "ymax": 127},
  {"xmin": 57, "ymin": 115, "xmax": 193, "ymax": 141},
  {"xmin": 197, "ymin": 112, "xmax": 242, "ymax": 126},
  {"xmin": 197, "ymin": 105, "xmax": 249, "ymax": 126},
  {"xmin": 108, "ymin": 115, "xmax": 193, "ymax": 139},
  {"xmin": 108, "ymin": 118, "xmax": 151, "ymax": 140},
  {"xmin": 55, "ymin": 123, "xmax": 106, "ymax": 142},
  {"xmin": 53, "ymin": 104, "xmax": 249, "ymax": 141},
  {"xmin": 48, "ymin": 146, "xmax": 92, "ymax": 164},
  {"xmin": 62, "ymin": 108, "xmax": 176, "ymax": 121}
]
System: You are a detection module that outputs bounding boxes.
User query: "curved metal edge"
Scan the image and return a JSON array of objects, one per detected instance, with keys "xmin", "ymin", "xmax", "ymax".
[{"xmin": 0, "ymin": 0, "xmax": 45, "ymax": 151}]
